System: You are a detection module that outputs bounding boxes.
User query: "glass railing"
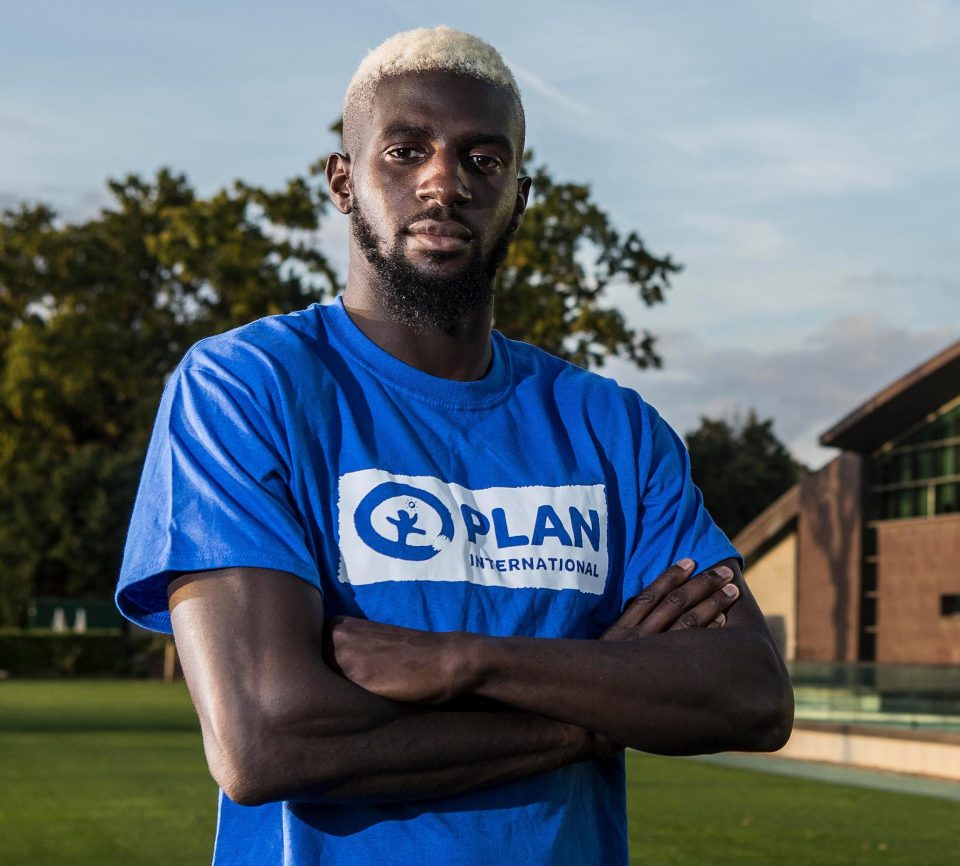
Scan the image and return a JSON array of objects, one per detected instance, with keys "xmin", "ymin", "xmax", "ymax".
[{"xmin": 789, "ymin": 662, "xmax": 960, "ymax": 733}]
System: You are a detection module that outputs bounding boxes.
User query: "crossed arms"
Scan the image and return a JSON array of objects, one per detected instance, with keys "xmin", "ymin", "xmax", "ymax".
[{"xmin": 168, "ymin": 558, "xmax": 793, "ymax": 807}]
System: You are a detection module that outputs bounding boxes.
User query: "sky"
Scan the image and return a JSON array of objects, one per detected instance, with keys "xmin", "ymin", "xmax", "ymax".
[{"xmin": 2, "ymin": 0, "xmax": 958, "ymax": 466}]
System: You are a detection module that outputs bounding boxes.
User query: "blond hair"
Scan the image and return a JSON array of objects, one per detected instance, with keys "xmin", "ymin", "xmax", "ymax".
[{"xmin": 342, "ymin": 26, "xmax": 524, "ymax": 153}]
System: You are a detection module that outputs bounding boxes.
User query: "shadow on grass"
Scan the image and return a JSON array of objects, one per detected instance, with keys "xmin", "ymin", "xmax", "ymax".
[{"xmin": 0, "ymin": 678, "xmax": 202, "ymax": 733}]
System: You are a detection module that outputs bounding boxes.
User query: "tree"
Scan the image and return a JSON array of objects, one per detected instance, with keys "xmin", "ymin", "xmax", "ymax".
[
  {"xmin": 0, "ymin": 170, "xmax": 336, "ymax": 624},
  {"xmin": 0, "ymin": 151, "xmax": 679, "ymax": 625},
  {"xmin": 495, "ymin": 155, "xmax": 680, "ymax": 369},
  {"xmin": 685, "ymin": 411, "xmax": 807, "ymax": 540}
]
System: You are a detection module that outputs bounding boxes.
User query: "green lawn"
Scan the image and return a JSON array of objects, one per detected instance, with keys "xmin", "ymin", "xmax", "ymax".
[
  {"xmin": 0, "ymin": 680, "xmax": 216, "ymax": 865},
  {"xmin": 1, "ymin": 680, "xmax": 957, "ymax": 865}
]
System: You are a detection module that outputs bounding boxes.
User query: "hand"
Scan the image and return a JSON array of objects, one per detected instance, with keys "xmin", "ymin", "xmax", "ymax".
[
  {"xmin": 325, "ymin": 616, "xmax": 475, "ymax": 704},
  {"xmin": 600, "ymin": 559, "xmax": 739, "ymax": 641}
]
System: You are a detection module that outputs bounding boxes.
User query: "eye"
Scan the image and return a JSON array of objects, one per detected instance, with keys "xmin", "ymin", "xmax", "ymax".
[
  {"xmin": 385, "ymin": 146, "xmax": 424, "ymax": 161},
  {"xmin": 469, "ymin": 153, "xmax": 503, "ymax": 172}
]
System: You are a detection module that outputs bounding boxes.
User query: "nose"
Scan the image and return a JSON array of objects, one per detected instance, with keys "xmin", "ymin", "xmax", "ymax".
[{"xmin": 416, "ymin": 150, "xmax": 471, "ymax": 208}]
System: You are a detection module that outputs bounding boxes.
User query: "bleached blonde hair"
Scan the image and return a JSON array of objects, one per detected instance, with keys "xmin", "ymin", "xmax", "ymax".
[{"xmin": 342, "ymin": 26, "xmax": 525, "ymax": 155}]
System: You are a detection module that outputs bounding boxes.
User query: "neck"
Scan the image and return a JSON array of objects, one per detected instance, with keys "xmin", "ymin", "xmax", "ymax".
[{"xmin": 342, "ymin": 253, "xmax": 495, "ymax": 382}]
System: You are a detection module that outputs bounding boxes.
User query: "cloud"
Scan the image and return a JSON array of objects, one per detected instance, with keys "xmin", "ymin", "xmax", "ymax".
[
  {"xmin": 0, "ymin": 115, "xmax": 30, "ymax": 134},
  {"xmin": 799, "ymin": 0, "xmax": 960, "ymax": 56},
  {"xmin": 510, "ymin": 62, "xmax": 602, "ymax": 121},
  {"xmin": 0, "ymin": 192, "xmax": 26, "ymax": 212},
  {"xmin": 679, "ymin": 212, "xmax": 787, "ymax": 261},
  {"xmin": 845, "ymin": 270, "xmax": 960, "ymax": 293},
  {"xmin": 608, "ymin": 313, "xmax": 958, "ymax": 468},
  {"xmin": 660, "ymin": 116, "xmax": 900, "ymax": 200},
  {"xmin": 655, "ymin": 78, "xmax": 959, "ymax": 206}
]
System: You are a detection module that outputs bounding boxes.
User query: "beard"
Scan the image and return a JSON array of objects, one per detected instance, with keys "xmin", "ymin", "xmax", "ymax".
[{"xmin": 350, "ymin": 200, "xmax": 514, "ymax": 335}]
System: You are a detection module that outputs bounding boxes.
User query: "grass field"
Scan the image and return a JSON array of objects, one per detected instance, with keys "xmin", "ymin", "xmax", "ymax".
[{"xmin": 1, "ymin": 680, "xmax": 958, "ymax": 865}]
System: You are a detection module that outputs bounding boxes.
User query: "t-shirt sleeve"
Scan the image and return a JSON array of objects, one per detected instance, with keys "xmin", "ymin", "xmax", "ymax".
[
  {"xmin": 116, "ymin": 358, "xmax": 321, "ymax": 633},
  {"xmin": 620, "ymin": 402, "xmax": 741, "ymax": 606}
]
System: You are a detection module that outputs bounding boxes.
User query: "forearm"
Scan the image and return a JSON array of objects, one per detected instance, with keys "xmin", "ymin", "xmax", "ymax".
[
  {"xmin": 330, "ymin": 561, "xmax": 793, "ymax": 756},
  {"xmin": 274, "ymin": 700, "xmax": 605, "ymax": 805},
  {"xmin": 170, "ymin": 569, "xmax": 606, "ymax": 807},
  {"xmin": 468, "ymin": 625, "xmax": 792, "ymax": 754}
]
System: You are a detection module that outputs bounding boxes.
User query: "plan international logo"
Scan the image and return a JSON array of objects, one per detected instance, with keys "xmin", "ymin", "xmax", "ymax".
[{"xmin": 337, "ymin": 469, "xmax": 608, "ymax": 594}]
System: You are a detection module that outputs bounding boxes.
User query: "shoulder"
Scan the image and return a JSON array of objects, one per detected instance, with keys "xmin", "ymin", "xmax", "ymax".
[
  {"xmin": 496, "ymin": 332, "xmax": 656, "ymax": 419},
  {"xmin": 182, "ymin": 304, "xmax": 329, "ymax": 380}
]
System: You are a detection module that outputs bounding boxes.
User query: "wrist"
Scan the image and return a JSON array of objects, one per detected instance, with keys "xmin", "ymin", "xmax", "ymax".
[{"xmin": 441, "ymin": 631, "xmax": 489, "ymax": 701}]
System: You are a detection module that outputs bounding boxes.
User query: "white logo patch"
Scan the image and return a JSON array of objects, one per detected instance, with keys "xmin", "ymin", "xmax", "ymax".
[{"xmin": 337, "ymin": 469, "xmax": 608, "ymax": 594}]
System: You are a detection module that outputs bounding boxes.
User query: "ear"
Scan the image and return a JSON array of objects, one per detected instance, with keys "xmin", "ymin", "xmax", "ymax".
[
  {"xmin": 509, "ymin": 175, "xmax": 532, "ymax": 232},
  {"xmin": 325, "ymin": 152, "xmax": 353, "ymax": 214}
]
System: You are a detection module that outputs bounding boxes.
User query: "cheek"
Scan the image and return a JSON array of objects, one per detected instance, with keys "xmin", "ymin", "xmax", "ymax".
[
  {"xmin": 355, "ymin": 188, "xmax": 402, "ymax": 247},
  {"xmin": 354, "ymin": 163, "xmax": 397, "ymax": 218}
]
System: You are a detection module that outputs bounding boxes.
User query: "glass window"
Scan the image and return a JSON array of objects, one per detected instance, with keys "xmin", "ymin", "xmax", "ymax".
[
  {"xmin": 898, "ymin": 452, "xmax": 914, "ymax": 483},
  {"xmin": 869, "ymin": 402, "xmax": 960, "ymax": 520},
  {"xmin": 882, "ymin": 487, "xmax": 928, "ymax": 519},
  {"xmin": 942, "ymin": 595, "xmax": 960, "ymax": 616},
  {"xmin": 944, "ymin": 446, "xmax": 960, "ymax": 477},
  {"xmin": 936, "ymin": 482, "xmax": 959, "ymax": 514}
]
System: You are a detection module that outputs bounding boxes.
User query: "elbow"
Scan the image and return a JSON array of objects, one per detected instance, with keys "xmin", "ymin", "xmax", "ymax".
[
  {"xmin": 200, "ymin": 708, "xmax": 343, "ymax": 807},
  {"xmin": 747, "ymin": 686, "xmax": 793, "ymax": 753},
  {"xmin": 210, "ymin": 753, "xmax": 265, "ymax": 808},
  {"xmin": 738, "ymin": 633, "xmax": 794, "ymax": 753},
  {"xmin": 202, "ymin": 721, "xmax": 280, "ymax": 807},
  {"xmin": 765, "ymin": 671, "xmax": 795, "ymax": 752}
]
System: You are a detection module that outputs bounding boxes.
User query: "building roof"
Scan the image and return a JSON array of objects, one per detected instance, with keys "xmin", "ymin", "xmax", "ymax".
[
  {"xmin": 819, "ymin": 338, "xmax": 960, "ymax": 454},
  {"xmin": 733, "ymin": 482, "xmax": 800, "ymax": 564}
]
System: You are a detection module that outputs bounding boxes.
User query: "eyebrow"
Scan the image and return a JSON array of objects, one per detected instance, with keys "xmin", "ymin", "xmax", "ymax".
[{"xmin": 379, "ymin": 124, "xmax": 514, "ymax": 157}]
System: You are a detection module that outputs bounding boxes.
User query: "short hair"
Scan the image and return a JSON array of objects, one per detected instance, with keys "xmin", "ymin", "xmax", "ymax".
[{"xmin": 342, "ymin": 26, "xmax": 525, "ymax": 157}]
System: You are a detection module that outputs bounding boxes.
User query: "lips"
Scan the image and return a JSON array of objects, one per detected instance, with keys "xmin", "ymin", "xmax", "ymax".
[{"xmin": 406, "ymin": 219, "xmax": 473, "ymax": 251}]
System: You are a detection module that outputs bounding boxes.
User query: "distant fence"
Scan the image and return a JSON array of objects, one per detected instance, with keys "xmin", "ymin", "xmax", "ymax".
[{"xmin": 790, "ymin": 661, "xmax": 960, "ymax": 733}]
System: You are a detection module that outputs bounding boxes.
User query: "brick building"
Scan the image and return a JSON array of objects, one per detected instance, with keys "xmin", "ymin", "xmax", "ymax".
[{"xmin": 737, "ymin": 339, "xmax": 960, "ymax": 665}]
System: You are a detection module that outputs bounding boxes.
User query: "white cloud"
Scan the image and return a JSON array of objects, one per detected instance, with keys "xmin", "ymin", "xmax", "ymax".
[
  {"xmin": 510, "ymin": 62, "xmax": 603, "ymax": 121},
  {"xmin": 845, "ymin": 270, "xmax": 960, "ymax": 294},
  {"xmin": 660, "ymin": 116, "xmax": 900, "ymax": 201},
  {"xmin": 679, "ymin": 212, "xmax": 787, "ymax": 261},
  {"xmin": 608, "ymin": 313, "xmax": 958, "ymax": 469}
]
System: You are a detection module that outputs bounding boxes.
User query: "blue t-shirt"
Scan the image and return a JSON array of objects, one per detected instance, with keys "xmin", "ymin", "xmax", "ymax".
[{"xmin": 117, "ymin": 297, "xmax": 738, "ymax": 866}]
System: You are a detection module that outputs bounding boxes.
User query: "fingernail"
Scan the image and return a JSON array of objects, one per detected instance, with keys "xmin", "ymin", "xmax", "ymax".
[
  {"xmin": 715, "ymin": 566, "xmax": 733, "ymax": 579},
  {"xmin": 678, "ymin": 558, "xmax": 695, "ymax": 569},
  {"xmin": 715, "ymin": 613, "xmax": 726, "ymax": 626},
  {"xmin": 722, "ymin": 584, "xmax": 739, "ymax": 598}
]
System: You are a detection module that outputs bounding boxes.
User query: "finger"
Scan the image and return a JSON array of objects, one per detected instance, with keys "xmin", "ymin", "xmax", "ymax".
[
  {"xmin": 668, "ymin": 582, "xmax": 739, "ymax": 631},
  {"xmin": 604, "ymin": 559, "xmax": 696, "ymax": 636},
  {"xmin": 634, "ymin": 565, "xmax": 735, "ymax": 635}
]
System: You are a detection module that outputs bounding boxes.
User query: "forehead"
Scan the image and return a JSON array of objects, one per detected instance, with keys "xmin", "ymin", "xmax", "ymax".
[{"xmin": 364, "ymin": 70, "xmax": 521, "ymax": 154}]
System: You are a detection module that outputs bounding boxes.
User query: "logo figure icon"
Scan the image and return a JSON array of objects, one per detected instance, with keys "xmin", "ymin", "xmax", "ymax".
[
  {"xmin": 354, "ymin": 482, "xmax": 454, "ymax": 561},
  {"xmin": 386, "ymin": 505, "xmax": 427, "ymax": 545}
]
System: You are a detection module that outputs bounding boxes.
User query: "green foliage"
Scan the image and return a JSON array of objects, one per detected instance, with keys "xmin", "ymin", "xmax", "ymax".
[
  {"xmin": 0, "ymin": 169, "xmax": 337, "ymax": 624},
  {"xmin": 496, "ymin": 153, "xmax": 680, "ymax": 369},
  {"xmin": 685, "ymin": 410, "xmax": 807, "ymax": 539}
]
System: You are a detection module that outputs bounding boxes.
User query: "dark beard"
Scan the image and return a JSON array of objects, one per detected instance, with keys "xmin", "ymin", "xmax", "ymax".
[{"xmin": 350, "ymin": 201, "xmax": 514, "ymax": 335}]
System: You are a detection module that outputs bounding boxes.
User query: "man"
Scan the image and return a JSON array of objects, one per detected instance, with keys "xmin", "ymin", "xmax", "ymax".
[{"xmin": 116, "ymin": 26, "xmax": 792, "ymax": 866}]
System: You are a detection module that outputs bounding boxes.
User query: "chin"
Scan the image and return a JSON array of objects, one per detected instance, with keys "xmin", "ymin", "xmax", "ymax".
[{"xmin": 410, "ymin": 249, "xmax": 476, "ymax": 271}]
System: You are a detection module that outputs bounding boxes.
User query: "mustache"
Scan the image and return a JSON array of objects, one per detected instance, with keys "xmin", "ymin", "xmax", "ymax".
[{"xmin": 400, "ymin": 207, "xmax": 475, "ymax": 234}]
